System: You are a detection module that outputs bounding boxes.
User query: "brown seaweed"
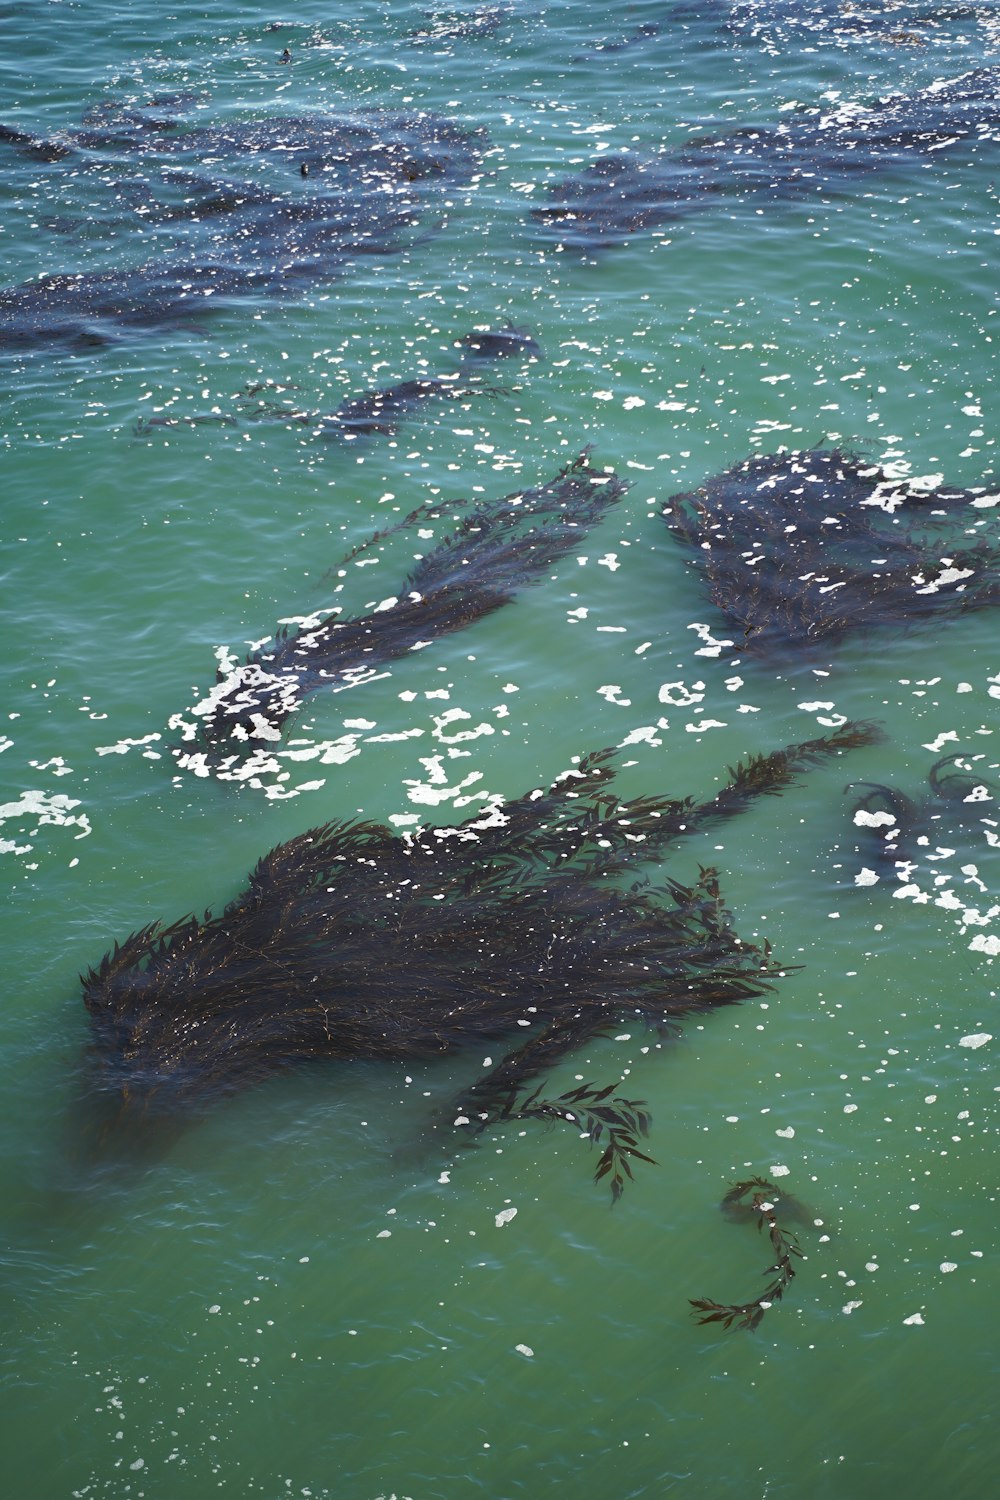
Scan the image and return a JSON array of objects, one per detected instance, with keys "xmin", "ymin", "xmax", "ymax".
[
  {"xmin": 408, "ymin": 5, "xmax": 514, "ymax": 44},
  {"xmin": 532, "ymin": 68, "xmax": 1000, "ymax": 250},
  {"xmin": 454, "ymin": 320, "xmax": 543, "ymax": 363},
  {"xmin": 660, "ymin": 447, "xmax": 999, "ymax": 655},
  {"xmin": 316, "ymin": 375, "xmax": 508, "ymax": 440},
  {"xmin": 0, "ymin": 104, "xmax": 484, "ymax": 349},
  {"xmin": 690, "ymin": 1176, "xmax": 804, "ymax": 1331},
  {"xmin": 82, "ymin": 724, "xmax": 879, "ymax": 1193},
  {"xmin": 846, "ymin": 752, "xmax": 998, "ymax": 870},
  {"xmin": 173, "ymin": 452, "xmax": 628, "ymax": 766},
  {"xmin": 135, "ymin": 374, "xmax": 507, "ymax": 441}
]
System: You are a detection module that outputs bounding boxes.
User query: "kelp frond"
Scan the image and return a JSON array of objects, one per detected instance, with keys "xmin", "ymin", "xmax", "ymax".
[
  {"xmin": 173, "ymin": 452, "xmax": 629, "ymax": 762},
  {"xmin": 691, "ymin": 1177, "xmax": 804, "ymax": 1332}
]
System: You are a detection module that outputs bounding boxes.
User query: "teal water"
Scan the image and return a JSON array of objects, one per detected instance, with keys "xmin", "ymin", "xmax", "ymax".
[{"xmin": 2, "ymin": 3, "xmax": 998, "ymax": 1497}]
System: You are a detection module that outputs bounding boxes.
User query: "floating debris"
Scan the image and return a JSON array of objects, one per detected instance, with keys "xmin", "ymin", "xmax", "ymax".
[
  {"xmin": 690, "ymin": 1176, "xmax": 804, "ymax": 1331},
  {"xmin": 533, "ymin": 69, "xmax": 1000, "ymax": 249},
  {"xmin": 82, "ymin": 726, "xmax": 879, "ymax": 1192},
  {"xmin": 660, "ymin": 448, "xmax": 999, "ymax": 655},
  {"xmin": 173, "ymin": 452, "xmax": 628, "ymax": 765}
]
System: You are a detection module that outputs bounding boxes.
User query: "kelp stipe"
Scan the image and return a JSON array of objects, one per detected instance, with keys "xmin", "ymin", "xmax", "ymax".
[
  {"xmin": 661, "ymin": 448, "xmax": 999, "ymax": 655},
  {"xmin": 690, "ymin": 1177, "xmax": 804, "ymax": 1332},
  {"xmin": 83, "ymin": 724, "xmax": 878, "ymax": 1195},
  {"xmin": 172, "ymin": 452, "xmax": 630, "ymax": 767}
]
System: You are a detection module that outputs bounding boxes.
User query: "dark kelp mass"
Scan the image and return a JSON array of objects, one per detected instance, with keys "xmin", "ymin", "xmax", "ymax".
[
  {"xmin": 660, "ymin": 447, "xmax": 999, "ymax": 655},
  {"xmin": 172, "ymin": 453, "xmax": 628, "ymax": 768},
  {"xmin": 532, "ymin": 68, "xmax": 1000, "ymax": 250},
  {"xmin": 454, "ymin": 320, "xmax": 543, "ymax": 363},
  {"xmin": 82, "ymin": 724, "xmax": 879, "ymax": 1194},
  {"xmin": 846, "ymin": 752, "xmax": 998, "ymax": 873},
  {"xmin": 0, "ymin": 101, "xmax": 484, "ymax": 348}
]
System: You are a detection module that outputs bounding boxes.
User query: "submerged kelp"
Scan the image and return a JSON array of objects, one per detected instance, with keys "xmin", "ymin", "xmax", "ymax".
[
  {"xmin": 0, "ymin": 101, "xmax": 483, "ymax": 348},
  {"xmin": 172, "ymin": 453, "xmax": 628, "ymax": 768},
  {"xmin": 408, "ymin": 5, "xmax": 514, "ymax": 45},
  {"xmin": 315, "ymin": 375, "xmax": 507, "ymax": 440},
  {"xmin": 82, "ymin": 725, "xmax": 879, "ymax": 1194},
  {"xmin": 659, "ymin": 447, "xmax": 999, "ymax": 655},
  {"xmin": 135, "ymin": 375, "xmax": 506, "ymax": 441},
  {"xmin": 532, "ymin": 68, "xmax": 1000, "ymax": 250},
  {"xmin": 690, "ymin": 1177, "xmax": 805, "ymax": 1332},
  {"xmin": 574, "ymin": 0, "xmax": 983, "ymax": 59},
  {"xmin": 454, "ymin": 320, "xmax": 543, "ymax": 363},
  {"xmin": 846, "ymin": 752, "xmax": 998, "ymax": 873}
]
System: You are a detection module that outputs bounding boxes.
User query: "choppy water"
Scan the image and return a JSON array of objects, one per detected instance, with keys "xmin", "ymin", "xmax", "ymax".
[{"xmin": 2, "ymin": 3, "xmax": 998, "ymax": 1497}]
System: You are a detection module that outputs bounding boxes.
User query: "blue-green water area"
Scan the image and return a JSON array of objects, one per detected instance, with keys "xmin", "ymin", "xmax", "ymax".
[{"xmin": 1, "ymin": 4, "xmax": 998, "ymax": 1497}]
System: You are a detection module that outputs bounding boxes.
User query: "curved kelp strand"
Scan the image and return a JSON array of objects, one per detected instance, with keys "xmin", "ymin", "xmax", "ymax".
[
  {"xmin": 82, "ymin": 725, "xmax": 877, "ymax": 1193},
  {"xmin": 172, "ymin": 453, "xmax": 629, "ymax": 769},
  {"xmin": 845, "ymin": 751, "xmax": 998, "ymax": 871},
  {"xmin": 660, "ymin": 447, "xmax": 999, "ymax": 655},
  {"xmin": 690, "ymin": 1177, "xmax": 805, "ymax": 1332}
]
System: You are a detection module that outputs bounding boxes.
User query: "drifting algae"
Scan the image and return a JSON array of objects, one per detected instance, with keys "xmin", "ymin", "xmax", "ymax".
[
  {"xmin": 83, "ymin": 725, "xmax": 880, "ymax": 1197},
  {"xmin": 660, "ymin": 447, "xmax": 999, "ymax": 655},
  {"xmin": 533, "ymin": 69, "xmax": 1000, "ymax": 250},
  {"xmin": 174, "ymin": 453, "xmax": 628, "ymax": 767}
]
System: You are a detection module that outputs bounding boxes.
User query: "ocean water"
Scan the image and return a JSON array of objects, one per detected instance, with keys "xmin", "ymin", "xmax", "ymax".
[{"xmin": 1, "ymin": 3, "xmax": 998, "ymax": 1496}]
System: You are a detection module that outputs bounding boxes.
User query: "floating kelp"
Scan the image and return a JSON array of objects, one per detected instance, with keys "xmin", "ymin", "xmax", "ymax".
[
  {"xmin": 408, "ymin": 5, "xmax": 514, "ymax": 44},
  {"xmin": 454, "ymin": 320, "xmax": 543, "ymax": 363},
  {"xmin": 846, "ymin": 752, "xmax": 997, "ymax": 872},
  {"xmin": 660, "ymin": 448, "xmax": 999, "ymax": 655},
  {"xmin": 532, "ymin": 68, "xmax": 1000, "ymax": 249},
  {"xmin": 173, "ymin": 452, "xmax": 628, "ymax": 765},
  {"xmin": 135, "ymin": 375, "xmax": 506, "ymax": 441},
  {"xmin": 316, "ymin": 375, "xmax": 507, "ymax": 440},
  {"xmin": 82, "ymin": 726, "xmax": 879, "ymax": 1194},
  {"xmin": 690, "ymin": 1177, "xmax": 805, "ymax": 1331},
  {"xmin": 0, "ymin": 102, "xmax": 484, "ymax": 348}
]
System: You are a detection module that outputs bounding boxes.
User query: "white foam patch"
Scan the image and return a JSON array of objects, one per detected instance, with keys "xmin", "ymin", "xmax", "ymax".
[{"xmin": 1, "ymin": 790, "xmax": 92, "ymax": 855}]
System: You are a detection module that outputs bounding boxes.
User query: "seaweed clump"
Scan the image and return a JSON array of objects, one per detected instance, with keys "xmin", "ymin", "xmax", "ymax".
[
  {"xmin": 660, "ymin": 447, "xmax": 998, "ymax": 655},
  {"xmin": 173, "ymin": 452, "xmax": 628, "ymax": 767},
  {"xmin": 846, "ymin": 751, "xmax": 997, "ymax": 875},
  {"xmin": 82, "ymin": 724, "xmax": 879, "ymax": 1193},
  {"xmin": 532, "ymin": 69, "xmax": 1000, "ymax": 250},
  {"xmin": 0, "ymin": 101, "xmax": 484, "ymax": 348},
  {"xmin": 690, "ymin": 1177, "xmax": 805, "ymax": 1331}
]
